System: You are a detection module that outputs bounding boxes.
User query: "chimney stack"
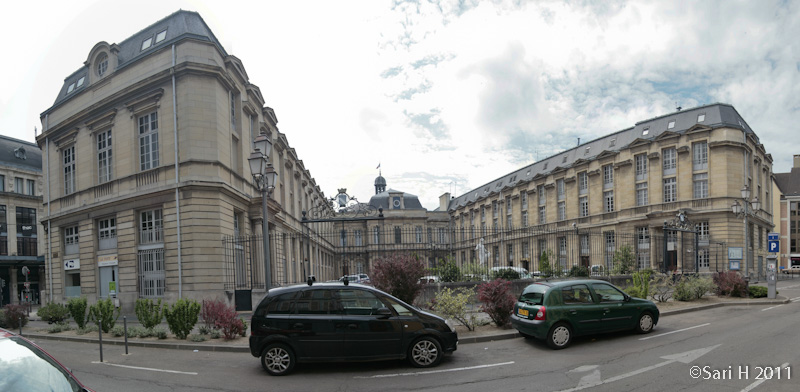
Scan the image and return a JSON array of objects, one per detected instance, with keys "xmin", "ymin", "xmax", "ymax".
[
  {"xmin": 439, "ymin": 192, "xmax": 451, "ymax": 211},
  {"xmin": 795, "ymin": 155, "xmax": 800, "ymax": 169}
]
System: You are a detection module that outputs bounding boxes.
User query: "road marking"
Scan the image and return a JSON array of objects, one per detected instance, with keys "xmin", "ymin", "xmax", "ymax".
[
  {"xmin": 761, "ymin": 305, "xmax": 784, "ymax": 311},
  {"xmin": 740, "ymin": 362, "xmax": 790, "ymax": 392},
  {"xmin": 779, "ymin": 284, "xmax": 800, "ymax": 289},
  {"xmin": 639, "ymin": 323, "xmax": 710, "ymax": 340},
  {"xmin": 92, "ymin": 361, "xmax": 198, "ymax": 375},
  {"xmin": 354, "ymin": 361, "xmax": 515, "ymax": 379},
  {"xmin": 556, "ymin": 345, "xmax": 720, "ymax": 392},
  {"xmin": 789, "ymin": 296, "xmax": 800, "ymax": 302}
]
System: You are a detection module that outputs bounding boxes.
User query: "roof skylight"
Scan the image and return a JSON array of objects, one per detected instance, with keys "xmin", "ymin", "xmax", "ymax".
[
  {"xmin": 697, "ymin": 113, "xmax": 705, "ymax": 122},
  {"xmin": 142, "ymin": 37, "xmax": 153, "ymax": 51},
  {"xmin": 67, "ymin": 83, "xmax": 75, "ymax": 94},
  {"xmin": 155, "ymin": 29, "xmax": 167, "ymax": 43},
  {"xmin": 642, "ymin": 127, "xmax": 649, "ymax": 136},
  {"xmin": 76, "ymin": 76, "xmax": 85, "ymax": 88}
]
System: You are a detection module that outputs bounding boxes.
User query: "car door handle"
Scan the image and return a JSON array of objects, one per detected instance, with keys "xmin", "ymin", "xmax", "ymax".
[
  {"xmin": 292, "ymin": 323, "xmax": 304, "ymax": 329},
  {"xmin": 570, "ymin": 310, "xmax": 577, "ymax": 314},
  {"xmin": 348, "ymin": 324, "xmax": 358, "ymax": 330}
]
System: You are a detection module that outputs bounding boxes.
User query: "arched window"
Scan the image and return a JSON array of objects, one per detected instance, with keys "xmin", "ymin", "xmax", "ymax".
[{"xmin": 97, "ymin": 53, "xmax": 108, "ymax": 77}]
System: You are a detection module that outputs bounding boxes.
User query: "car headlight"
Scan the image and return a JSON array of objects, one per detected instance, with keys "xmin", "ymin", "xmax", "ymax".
[{"xmin": 445, "ymin": 318, "xmax": 456, "ymax": 333}]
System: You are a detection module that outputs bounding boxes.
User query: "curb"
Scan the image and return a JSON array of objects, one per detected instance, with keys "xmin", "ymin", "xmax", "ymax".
[{"xmin": 20, "ymin": 298, "xmax": 792, "ymax": 351}]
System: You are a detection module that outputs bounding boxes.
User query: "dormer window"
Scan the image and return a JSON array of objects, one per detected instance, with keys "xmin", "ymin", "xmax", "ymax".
[
  {"xmin": 642, "ymin": 127, "xmax": 649, "ymax": 136},
  {"xmin": 584, "ymin": 146, "xmax": 590, "ymax": 155},
  {"xmin": 668, "ymin": 120, "xmax": 675, "ymax": 129},
  {"xmin": 67, "ymin": 83, "xmax": 75, "ymax": 94},
  {"xmin": 97, "ymin": 53, "xmax": 108, "ymax": 77},
  {"xmin": 609, "ymin": 138, "xmax": 616, "ymax": 147},
  {"xmin": 141, "ymin": 37, "xmax": 153, "ymax": 51},
  {"xmin": 697, "ymin": 113, "xmax": 705, "ymax": 123},
  {"xmin": 76, "ymin": 76, "xmax": 85, "ymax": 88},
  {"xmin": 543, "ymin": 162, "xmax": 548, "ymax": 170},
  {"xmin": 155, "ymin": 29, "xmax": 167, "ymax": 43},
  {"xmin": 562, "ymin": 156, "xmax": 567, "ymax": 163}
]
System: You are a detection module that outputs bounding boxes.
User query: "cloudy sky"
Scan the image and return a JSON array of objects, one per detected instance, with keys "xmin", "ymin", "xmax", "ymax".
[{"xmin": 2, "ymin": 0, "xmax": 798, "ymax": 209}]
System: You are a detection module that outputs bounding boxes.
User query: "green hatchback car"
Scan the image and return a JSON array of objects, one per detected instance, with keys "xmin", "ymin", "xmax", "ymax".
[{"xmin": 511, "ymin": 279, "xmax": 659, "ymax": 349}]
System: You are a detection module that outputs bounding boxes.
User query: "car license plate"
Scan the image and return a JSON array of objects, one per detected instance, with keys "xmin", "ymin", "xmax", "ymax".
[{"xmin": 518, "ymin": 308, "xmax": 529, "ymax": 317}]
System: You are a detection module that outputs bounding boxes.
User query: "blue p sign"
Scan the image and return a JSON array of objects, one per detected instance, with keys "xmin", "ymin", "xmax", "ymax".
[{"xmin": 768, "ymin": 240, "xmax": 779, "ymax": 253}]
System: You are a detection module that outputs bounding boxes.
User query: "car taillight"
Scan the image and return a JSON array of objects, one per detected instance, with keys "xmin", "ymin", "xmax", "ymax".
[{"xmin": 534, "ymin": 306, "xmax": 546, "ymax": 321}]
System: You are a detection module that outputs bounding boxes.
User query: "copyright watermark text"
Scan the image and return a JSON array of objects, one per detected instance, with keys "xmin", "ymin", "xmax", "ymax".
[{"xmin": 689, "ymin": 365, "xmax": 792, "ymax": 380}]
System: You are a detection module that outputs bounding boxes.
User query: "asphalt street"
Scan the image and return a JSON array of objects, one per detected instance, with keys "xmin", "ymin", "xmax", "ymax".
[{"xmin": 28, "ymin": 281, "xmax": 800, "ymax": 392}]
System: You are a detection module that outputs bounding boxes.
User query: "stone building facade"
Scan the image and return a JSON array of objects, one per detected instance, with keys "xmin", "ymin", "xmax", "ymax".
[
  {"xmin": 0, "ymin": 136, "xmax": 44, "ymax": 305},
  {"xmin": 36, "ymin": 10, "xmax": 335, "ymax": 310},
  {"xmin": 773, "ymin": 155, "xmax": 800, "ymax": 270},
  {"xmin": 444, "ymin": 103, "xmax": 774, "ymax": 277}
]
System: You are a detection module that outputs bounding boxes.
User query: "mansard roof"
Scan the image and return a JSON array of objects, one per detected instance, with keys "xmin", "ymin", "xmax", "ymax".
[{"xmin": 447, "ymin": 103, "xmax": 757, "ymax": 211}]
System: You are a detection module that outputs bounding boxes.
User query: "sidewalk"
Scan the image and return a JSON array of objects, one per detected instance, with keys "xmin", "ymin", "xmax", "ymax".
[{"xmin": 13, "ymin": 294, "xmax": 791, "ymax": 351}]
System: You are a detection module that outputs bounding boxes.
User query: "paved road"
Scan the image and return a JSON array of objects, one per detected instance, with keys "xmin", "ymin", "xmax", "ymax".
[{"xmin": 30, "ymin": 281, "xmax": 800, "ymax": 392}]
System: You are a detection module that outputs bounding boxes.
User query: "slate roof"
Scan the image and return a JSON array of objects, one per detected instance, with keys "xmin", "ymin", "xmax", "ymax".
[
  {"xmin": 369, "ymin": 188, "xmax": 425, "ymax": 210},
  {"xmin": 0, "ymin": 135, "xmax": 42, "ymax": 172},
  {"xmin": 48, "ymin": 10, "xmax": 225, "ymax": 110},
  {"xmin": 774, "ymin": 169, "xmax": 800, "ymax": 197},
  {"xmin": 447, "ymin": 103, "xmax": 757, "ymax": 212}
]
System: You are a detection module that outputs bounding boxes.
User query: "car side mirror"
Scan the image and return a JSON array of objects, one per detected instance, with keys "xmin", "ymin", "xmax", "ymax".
[
  {"xmin": 624, "ymin": 294, "xmax": 631, "ymax": 302},
  {"xmin": 376, "ymin": 307, "xmax": 393, "ymax": 318}
]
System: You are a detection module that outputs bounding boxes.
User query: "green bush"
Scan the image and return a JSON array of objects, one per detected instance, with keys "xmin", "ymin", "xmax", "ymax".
[
  {"xmin": 673, "ymin": 277, "xmax": 694, "ymax": 301},
  {"xmin": 37, "ymin": 303, "xmax": 71, "ymax": 324},
  {"xmin": 67, "ymin": 297, "xmax": 89, "ymax": 329},
  {"xmin": 650, "ymin": 275, "xmax": 674, "ymax": 303},
  {"xmin": 624, "ymin": 270, "xmax": 652, "ymax": 299},
  {"xmin": 76, "ymin": 324, "xmax": 99, "ymax": 335},
  {"xmin": 189, "ymin": 334, "xmax": 206, "ymax": 342},
  {"xmin": 611, "ymin": 246, "xmax": 636, "ymax": 275},
  {"xmin": 691, "ymin": 276, "xmax": 715, "ymax": 299},
  {"xmin": 673, "ymin": 275, "xmax": 716, "ymax": 301},
  {"xmin": 198, "ymin": 325, "xmax": 213, "ymax": 335},
  {"xmin": 538, "ymin": 250, "xmax": 558, "ymax": 277},
  {"xmin": 88, "ymin": 298, "xmax": 121, "ymax": 333},
  {"xmin": 437, "ymin": 258, "xmax": 463, "ymax": 282},
  {"xmin": 111, "ymin": 325, "xmax": 125, "ymax": 337},
  {"xmin": 492, "ymin": 268, "xmax": 521, "ymax": 280},
  {"xmin": 47, "ymin": 323, "xmax": 72, "ymax": 333},
  {"xmin": 135, "ymin": 299, "xmax": 164, "ymax": 329},
  {"xmin": 748, "ymin": 285, "xmax": 768, "ymax": 298},
  {"xmin": 164, "ymin": 298, "xmax": 201, "ymax": 340},
  {"xmin": 210, "ymin": 329, "xmax": 222, "ymax": 339},
  {"xmin": 432, "ymin": 287, "xmax": 477, "ymax": 331},
  {"xmin": 153, "ymin": 326, "xmax": 168, "ymax": 339},
  {"xmin": 568, "ymin": 265, "xmax": 589, "ymax": 278}
]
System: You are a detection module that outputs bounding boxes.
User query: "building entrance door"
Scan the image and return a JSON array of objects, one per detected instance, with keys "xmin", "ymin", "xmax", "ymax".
[{"xmin": 99, "ymin": 265, "xmax": 118, "ymax": 299}]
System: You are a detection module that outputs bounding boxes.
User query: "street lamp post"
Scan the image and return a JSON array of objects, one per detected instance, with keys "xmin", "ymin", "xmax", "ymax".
[
  {"xmin": 248, "ymin": 134, "xmax": 278, "ymax": 291},
  {"xmin": 731, "ymin": 185, "xmax": 760, "ymax": 279}
]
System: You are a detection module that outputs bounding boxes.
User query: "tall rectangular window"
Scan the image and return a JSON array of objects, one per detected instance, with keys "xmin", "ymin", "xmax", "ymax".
[
  {"xmin": 523, "ymin": 241, "xmax": 530, "ymax": 259},
  {"xmin": 15, "ymin": 177, "xmax": 23, "ymax": 194},
  {"xmin": 0, "ymin": 206, "xmax": 8, "ymax": 255},
  {"xmin": 693, "ymin": 173, "xmax": 708, "ymax": 199},
  {"xmin": 538, "ymin": 185, "xmax": 545, "ymax": 206},
  {"xmin": 637, "ymin": 227, "xmax": 650, "ymax": 269},
  {"xmin": 98, "ymin": 217, "xmax": 117, "ymax": 250},
  {"xmin": 0, "ymin": 175, "xmax": 4, "ymax": 192},
  {"xmin": 507, "ymin": 244, "xmax": 514, "ymax": 264},
  {"xmin": 539, "ymin": 205, "xmax": 546, "ymax": 224},
  {"xmin": 579, "ymin": 196, "xmax": 588, "ymax": 217},
  {"xmin": 64, "ymin": 225, "xmax": 79, "ymax": 255},
  {"xmin": 373, "ymin": 226, "xmax": 381, "ymax": 244},
  {"xmin": 230, "ymin": 91, "xmax": 237, "ymax": 131},
  {"xmin": 521, "ymin": 192, "xmax": 528, "ymax": 210},
  {"xmin": 663, "ymin": 177, "xmax": 677, "ymax": 202},
  {"xmin": 522, "ymin": 211, "xmax": 528, "ymax": 227},
  {"xmin": 605, "ymin": 231, "xmax": 616, "ymax": 268},
  {"xmin": 16, "ymin": 207, "xmax": 37, "ymax": 256},
  {"xmin": 580, "ymin": 234, "xmax": 590, "ymax": 256},
  {"xmin": 635, "ymin": 154, "xmax": 647, "ymax": 181},
  {"xmin": 415, "ymin": 226, "xmax": 423, "ymax": 243},
  {"xmin": 604, "ymin": 190, "xmax": 614, "ymax": 212},
  {"xmin": 140, "ymin": 209, "xmax": 163, "ymax": 244},
  {"xmin": 578, "ymin": 172, "xmax": 588, "ymax": 195},
  {"xmin": 63, "ymin": 145, "xmax": 76, "ymax": 194},
  {"xmin": 506, "ymin": 197, "xmax": 512, "ymax": 215},
  {"xmin": 557, "ymin": 179, "xmax": 565, "ymax": 200},
  {"xmin": 97, "ymin": 129, "xmax": 113, "ymax": 183},
  {"xmin": 340, "ymin": 229, "xmax": 347, "ymax": 247},
  {"xmin": 636, "ymin": 182, "xmax": 648, "ymax": 206},
  {"xmin": 558, "ymin": 201, "xmax": 566, "ymax": 221},
  {"xmin": 698, "ymin": 221, "xmax": 710, "ymax": 242},
  {"xmin": 663, "ymin": 147, "xmax": 677, "ymax": 176},
  {"xmin": 558, "ymin": 237, "xmax": 567, "ymax": 269},
  {"xmin": 603, "ymin": 164, "xmax": 613, "ymax": 189},
  {"xmin": 394, "ymin": 226, "xmax": 402, "ymax": 244},
  {"xmin": 26, "ymin": 179, "xmax": 35, "ymax": 196},
  {"xmin": 355, "ymin": 230, "xmax": 363, "ymax": 246},
  {"xmin": 693, "ymin": 141, "xmax": 708, "ymax": 171},
  {"xmin": 138, "ymin": 112, "xmax": 159, "ymax": 170}
]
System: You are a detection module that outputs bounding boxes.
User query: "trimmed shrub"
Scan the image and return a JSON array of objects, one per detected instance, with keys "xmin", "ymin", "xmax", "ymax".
[
  {"xmin": 477, "ymin": 279, "xmax": 516, "ymax": 327},
  {"xmin": 372, "ymin": 253, "xmax": 425, "ymax": 304},
  {"xmin": 691, "ymin": 276, "xmax": 715, "ymax": 299},
  {"xmin": 432, "ymin": 287, "xmax": 477, "ymax": 331},
  {"xmin": 47, "ymin": 323, "xmax": 72, "ymax": 333},
  {"xmin": 153, "ymin": 326, "xmax": 168, "ymax": 339},
  {"xmin": 189, "ymin": 334, "xmax": 206, "ymax": 342},
  {"xmin": 437, "ymin": 258, "xmax": 463, "ymax": 282},
  {"xmin": 568, "ymin": 265, "xmax": 589, "ymax": 278},
  {"xmin": 625, "ymin": 270, "xmax": 652, "ymax": 299},
  {"xmin": 713, "ymin": 271, "xmax": 748, "ymax": 297},
  {"xmin": 67, "ymin": 297, "xmax": 89, "ymax": 329},
  {"xmin": 111, "ymin": 325, "xmax": 125, "ymax": 337},
  {"xmin": 164, "ymin": 298, "xmax": 201, "ymax": 340},
  {"xmin": 673, "ymin": 276, "xmax": 694, "ymax": 301},
  {"xmin": 38, "ymin": 303, "xmax": 71, "ymax": 324},
  {"xmin": 2, "ymin": 304, "xmax": 29, "ymax": 329},
  {"xmin": 88, "ymin": 298, "xmax": 121, "ymax": 333},
  {"xmin": 492, "ymin": 268, "xmax": 521, "ymax": 280},
  {"xmin": 135, "ymin": 299, "xmax": 164, "ymax": 329},
  {"xmin": 749, "ymin": 285, "xmax": 768, "ymax": 298}
]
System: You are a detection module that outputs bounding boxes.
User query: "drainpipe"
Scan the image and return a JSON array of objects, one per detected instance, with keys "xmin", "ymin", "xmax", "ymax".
[
  {"xmin": 45, "ymin": 114, "xmax": 52, "ymax": 303},
  {"xmin": 172, "ymin": 44, "xmax": 183, "ymax": 298}
]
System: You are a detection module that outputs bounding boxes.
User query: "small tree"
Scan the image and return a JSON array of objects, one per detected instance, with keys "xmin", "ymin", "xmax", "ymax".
[
  {"xmin": 164, "ymin": 298, "xmax": 201, "ymax": 340},
  {"xmin": 372, "ymin": 253, "xmax": 425, "ymax": 304},
  {"xmin": 67, "ymin": 297, "xmax": 89, "ymax": 329},
  {"xmin": 87, "ymin": 298, "xmax": 121, "ymax": 333},
  {"xmin": 135, "ymin": 298, "xmax": 164, "ymax": 329},
  {"xmin": 477, "ymin": 279, "xmax": 516, "ymax": 327},
  {"xmin": 538, "ymin": 250, "xmax": 554, "ymax": 277},
  {"xmin": 437, "ymin": 257, "xmax": 462, "ymax": 282},
  {"xmin": 611, "ymin": 245, "xmax": 636, "ymax": 275},
  {"xmin": 433, "ymin": 287, "xmax": 477, "ymax": 331}
]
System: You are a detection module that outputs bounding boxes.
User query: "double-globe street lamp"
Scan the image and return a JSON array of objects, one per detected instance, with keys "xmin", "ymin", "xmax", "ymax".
[
  {"xmin": 731, "ymin": 185, "xmax": 760, "ymax": 279},
  {"xmin": 248, "ymin": 134, "xmax": 278, "ymax": 291}
]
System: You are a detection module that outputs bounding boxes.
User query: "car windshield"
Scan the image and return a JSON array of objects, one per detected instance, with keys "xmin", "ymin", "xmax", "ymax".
[
  {"xmin": 519, "ymin": 285, "xmax": 547, "ymax": 305},
  {"xmin": 0, "ymin": 337, "xmax": 83, "ymax": 392}
]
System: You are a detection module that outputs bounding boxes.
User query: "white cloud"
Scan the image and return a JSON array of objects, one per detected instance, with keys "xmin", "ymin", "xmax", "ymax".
[{"xmin": 1, "ymin": 0, "xmax": 798, "ymax": 210}]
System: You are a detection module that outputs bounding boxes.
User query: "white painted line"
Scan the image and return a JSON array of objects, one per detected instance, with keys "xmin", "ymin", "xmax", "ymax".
[
  {"xmin": 92, "ymin": 361, "xmax": 198, "ymax": 375},
  {"xmin": 761, "ymin": 305, "xmax": 784, "ymax": 311},
  {"xmin": 354, "ymin": 361, "xmax": 515, "ymax": 379},
  {"xmin": 639, "ymin": 323, "xmax": 710, "ymax": 341},
  {"xmin": 779, "ymin": 284, "xmax": 800, "ymax": 289},
  {"xmin": 789, "ymin": 296, "xmax": 800, "ymax": 302},
  {"xmin": 740, "ymin": 362, "xmax": 789, "ymax": 392}
]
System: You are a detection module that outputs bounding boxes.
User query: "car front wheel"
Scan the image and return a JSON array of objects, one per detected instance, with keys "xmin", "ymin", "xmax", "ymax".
[
  {"xmin": 261, "ymin": 343, "xmax": 295, "ymax": 376},
  {"xmin": 408, "ymin": 336, "xmax": 444, "ymax": 368},
  {"xmin": 547, "ymin": 322, "xmax": 572, "ymax": 349},
  {"xmin": 635, "ymin": 312, "xmax": 654, "ymax": 334}
]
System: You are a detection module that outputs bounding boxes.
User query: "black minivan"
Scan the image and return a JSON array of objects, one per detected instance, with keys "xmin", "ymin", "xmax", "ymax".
[{"xmin": 249, "ymin": 282, "xmax": 458, "ymax": 375}]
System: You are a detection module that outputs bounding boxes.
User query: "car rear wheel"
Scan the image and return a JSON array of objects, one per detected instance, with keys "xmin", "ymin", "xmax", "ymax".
[
  {"xmin": 547, "ymin": 322, "xmax": 572, "ymax": 349},
  {"xmin": 635, "ymin": 312, "xmax": 654, "ymax": 334},
  {"xmin": 261, "ymin": 343, "xmax": 295, "ymax": 376},
  {"xmin": 408, "ymin": 336, "xmax": 444, "ymax": 368}
]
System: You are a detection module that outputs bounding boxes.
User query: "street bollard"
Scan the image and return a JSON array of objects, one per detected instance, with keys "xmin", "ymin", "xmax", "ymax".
[
  {"xmin": 19, "ymin": 316, "xmax": 23, "ymax": 335},
  {"xmin": 98, "ymin": 322, "xmax": 104, "ymax": 363},
  {"xmin": 123, "ymin": 316, "xmax": 129, "ymax": 355}
]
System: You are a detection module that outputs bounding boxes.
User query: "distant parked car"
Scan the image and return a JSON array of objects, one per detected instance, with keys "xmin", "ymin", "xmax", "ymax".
[
  {"xmin": 339, "ymin": 274, "xmax": 370, "ymax": 284},
  {"xmin": 0, "ymin": 327, "xmax": 95, "ymax": 391},
  {"xmin": 490, "ymin": 266, "xmax": 531, "ymax": 279},
  {"xmin": 511, "ymin": 279, "xmax": 659, "ymax": 349},
  {"xmin": 249, "ymin": 282, "xmax": 458, "ymax": 375},
  {"xmin": 419, "ymin": 275, "xmax": 440, "ymax": 284}
]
